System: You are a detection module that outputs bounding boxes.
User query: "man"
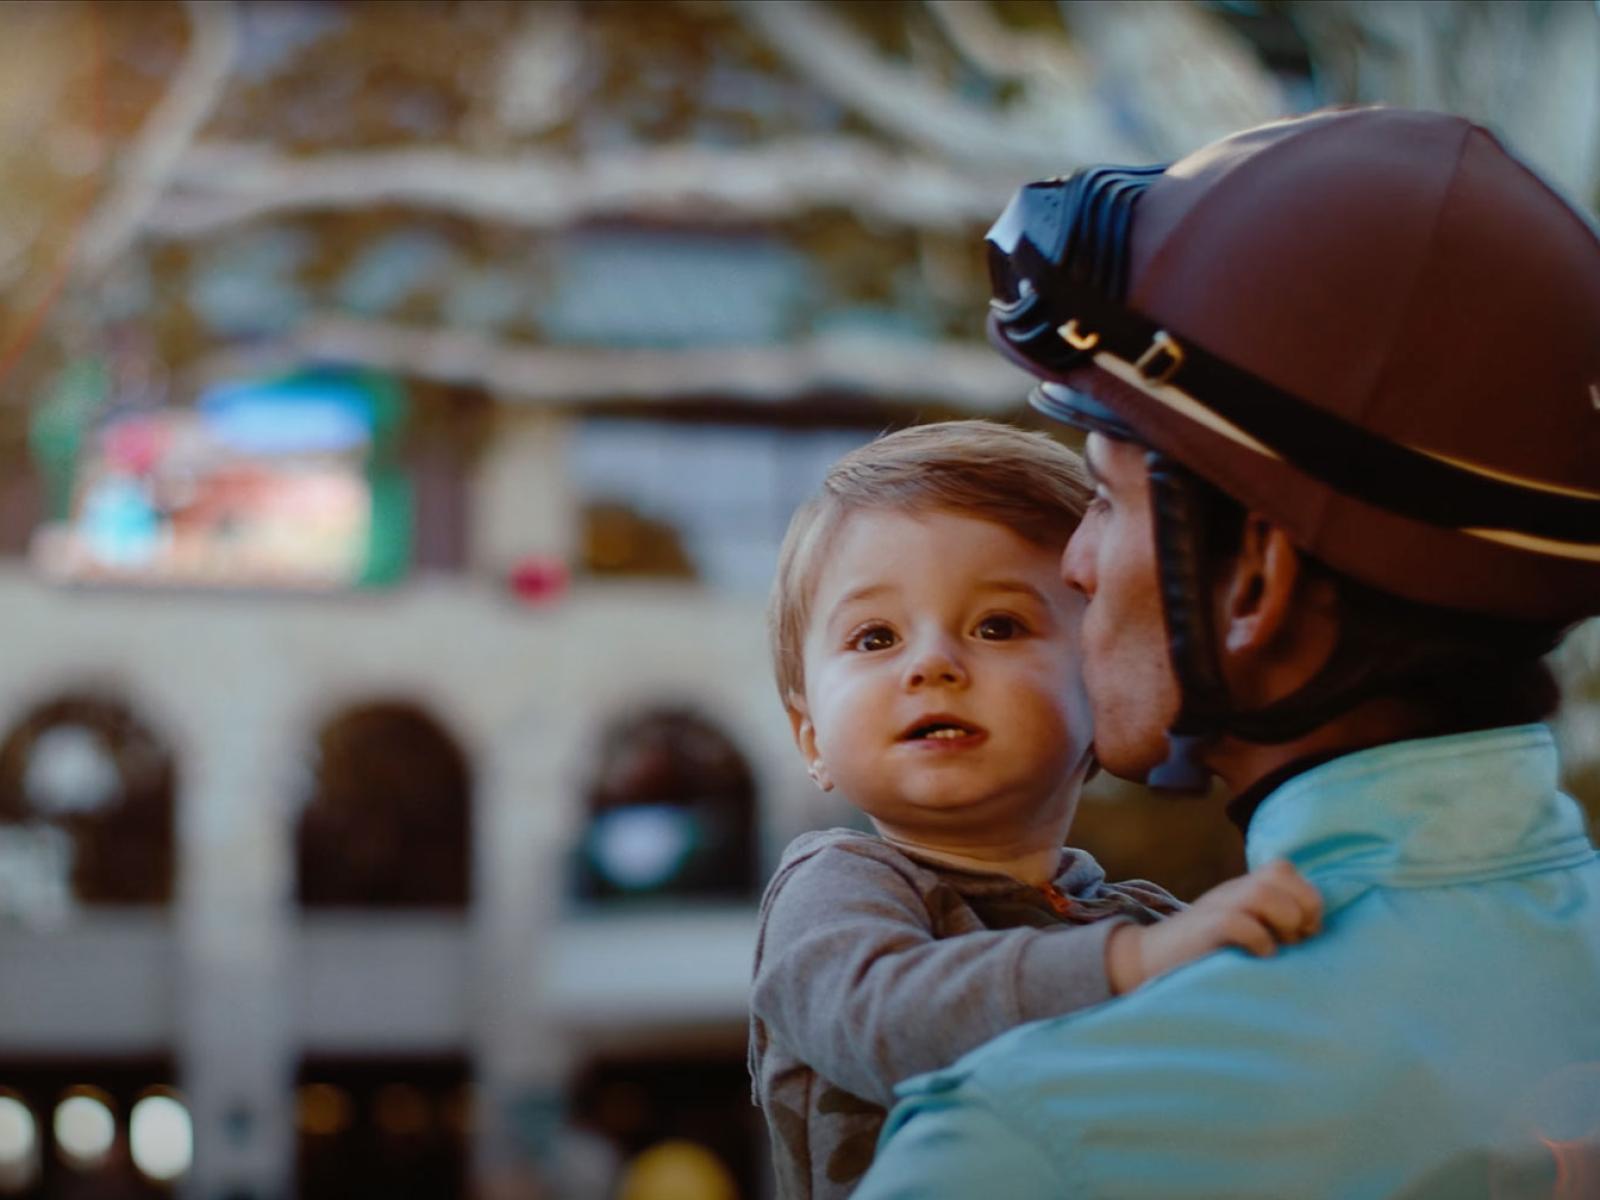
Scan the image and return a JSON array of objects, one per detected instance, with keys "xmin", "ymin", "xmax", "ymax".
[{"xmin": 854, "ymin": 107, "xmax": 1600, "ymax": 1198}]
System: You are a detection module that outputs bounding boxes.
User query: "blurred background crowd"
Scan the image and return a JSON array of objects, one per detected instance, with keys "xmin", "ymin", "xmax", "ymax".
[{"xmin": 0, "ymin": 1, "xmax": 1596, "ymax": 1197}]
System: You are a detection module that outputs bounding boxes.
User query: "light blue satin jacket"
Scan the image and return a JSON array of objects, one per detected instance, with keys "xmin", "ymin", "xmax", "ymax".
[{"xmin": 856, "ymin": 726, "xmax": 1600, "ymax": 1199}]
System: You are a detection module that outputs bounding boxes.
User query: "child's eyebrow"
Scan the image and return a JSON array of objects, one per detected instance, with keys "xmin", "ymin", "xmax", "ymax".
[
  {"xmin": 829, "ymin": 584, "xmax": 892, "ymax": 614},
  {"xmin": 978, "ymin": 580, "xmax": 1051, "ymax": 604}
]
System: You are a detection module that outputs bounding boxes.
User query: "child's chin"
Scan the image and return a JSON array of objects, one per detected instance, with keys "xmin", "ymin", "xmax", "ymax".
[{"xmin": 893, "ymin": 789, "xmax": 1013, "ymax": 819}]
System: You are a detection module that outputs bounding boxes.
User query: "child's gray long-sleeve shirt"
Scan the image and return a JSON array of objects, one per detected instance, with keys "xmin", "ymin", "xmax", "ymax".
[{"xmin": 748, "ymin": 828, "xmax": 1182, "ymax": 1200}]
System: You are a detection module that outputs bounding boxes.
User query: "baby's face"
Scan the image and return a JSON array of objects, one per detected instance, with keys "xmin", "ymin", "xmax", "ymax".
[{"xmin": 792, "ymin": 508, "xmax": 1092, "ymax": 849}]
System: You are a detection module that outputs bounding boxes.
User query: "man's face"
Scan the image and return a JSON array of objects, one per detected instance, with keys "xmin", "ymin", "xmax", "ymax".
[{"xmin": 1060, "ymin": 433, "xmax": 1182, "ymax": 780}]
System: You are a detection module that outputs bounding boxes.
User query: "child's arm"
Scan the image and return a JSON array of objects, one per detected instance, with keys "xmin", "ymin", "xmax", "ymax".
[
  {"xmin": 1105, "ymin": 859, "xmax": 1323, "ymax": 994},
  {"xmin": 751, "ymin": 837, "xmax": 1133, "ymax": 1109}
]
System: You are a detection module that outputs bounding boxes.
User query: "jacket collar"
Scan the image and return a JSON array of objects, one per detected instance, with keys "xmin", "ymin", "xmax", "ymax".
[
  {"xmin": 891, "ymin": 840, "xmax": 1106, "ymax": 897},
  {"xmin": 1244, "ymin": 725, "xmax": 1596, "ymax": 911}
]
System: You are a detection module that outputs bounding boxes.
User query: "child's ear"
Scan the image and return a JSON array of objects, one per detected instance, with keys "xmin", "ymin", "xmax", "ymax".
[{"xmin": 786, "ymin": 695, "xmax": 834, "ymax": 793}]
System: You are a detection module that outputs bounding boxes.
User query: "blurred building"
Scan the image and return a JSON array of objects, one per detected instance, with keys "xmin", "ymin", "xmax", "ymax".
[{"xmin": 0, "ymin": 3, "xmax": 1595, "ymax": 1199}]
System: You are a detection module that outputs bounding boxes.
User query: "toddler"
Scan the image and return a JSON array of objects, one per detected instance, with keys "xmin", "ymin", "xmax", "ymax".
[{"xmin": 749, "ymin": 421, "xmax": 1322, "ymax": 1199}]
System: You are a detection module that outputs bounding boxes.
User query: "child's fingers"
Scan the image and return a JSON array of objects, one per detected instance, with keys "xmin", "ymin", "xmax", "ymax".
[
  {"xmin": 1262, "ymin": 860, "xmax": 1323, "ymax": 914},
  {"xmin": 1221, "ymin": 912, "xmax": 1278, "ymax": 958},
  {"xmin": 1233, "ymin": 881, "xmax": 1312, "ymax": 943},
  {"xmin": 1254, "ymin": 861, "xmax": 1324, "ymax": 935}
]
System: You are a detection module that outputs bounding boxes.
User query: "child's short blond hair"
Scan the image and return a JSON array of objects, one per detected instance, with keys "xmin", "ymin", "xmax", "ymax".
[{"xmin": 769, "ymin": 419, "xmax": 1091, "ymax": 704}]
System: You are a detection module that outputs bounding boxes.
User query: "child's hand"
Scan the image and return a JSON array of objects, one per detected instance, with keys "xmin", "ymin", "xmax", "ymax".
[{"xmin": 1106, "ymin": 860, "xmax": 1322, "ymax": 994}]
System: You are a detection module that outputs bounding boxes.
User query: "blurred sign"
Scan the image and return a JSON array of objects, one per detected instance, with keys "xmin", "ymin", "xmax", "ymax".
[{"xmin": 31, "ymin": 368, "xmax": 410, "ymax": 590}]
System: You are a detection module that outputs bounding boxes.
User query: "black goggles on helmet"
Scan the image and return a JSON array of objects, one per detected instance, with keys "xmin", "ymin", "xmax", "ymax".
[{"xmin": 984, "ymin": 166, "xmax": 1165, "ymax": 442}]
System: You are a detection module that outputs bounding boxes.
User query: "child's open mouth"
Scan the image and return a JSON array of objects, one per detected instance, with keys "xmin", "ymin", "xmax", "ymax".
[{"xmin": 898, "ymin": 717, "xmax": 986, "ymax": 744}]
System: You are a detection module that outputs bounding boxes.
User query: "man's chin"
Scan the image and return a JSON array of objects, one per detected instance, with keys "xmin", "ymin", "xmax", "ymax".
[
  {"xmin": 1089, "ymin": 736, "xmax": 1168, "ymax": 785},
  {"xmin": 1093, "ymin": 732, "xmax": 1216, "ymax": 794}
]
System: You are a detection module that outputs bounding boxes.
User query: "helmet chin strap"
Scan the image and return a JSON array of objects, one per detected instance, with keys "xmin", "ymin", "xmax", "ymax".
[
  {"xmin": 1136, "ymin": 448, "xmax": 1542, "ymax": 791},
  {"xmin": 1141, "ymin": 449, "xmax": 1364, "ymax": 791},
  {"xmin": 1143, "ymin": 453, "xmax": 1231, "ymax": 793},
  {"xmin": 1146, "ymin": 734, "xmax": 1211, "ymax": 792},
  {"xmin": 1044, "ymin": 407, "xmax": 1415, "ymax": 793}
]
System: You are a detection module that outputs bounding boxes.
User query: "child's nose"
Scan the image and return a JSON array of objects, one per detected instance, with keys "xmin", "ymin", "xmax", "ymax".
[{"xmin": 902, "ymin": 639, "xmax": 969, "ymax": 690}]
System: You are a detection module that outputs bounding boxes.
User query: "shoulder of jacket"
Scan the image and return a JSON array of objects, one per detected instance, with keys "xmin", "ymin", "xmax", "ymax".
[
  {"xmin": 954, "ymin": 945, "xmax": 1309, "ymax": 1086},
  {"xmin": 760, "ymin": 829, "xmax": 937, "ymax": 912},
  {"xmin": 774, "ymin": 827, "xmax": 925, "ymax": 876}
]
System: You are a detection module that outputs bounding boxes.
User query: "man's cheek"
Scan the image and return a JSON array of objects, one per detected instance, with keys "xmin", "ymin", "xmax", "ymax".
[{"xmin": 1081, "ymin": 607, "xmax": 1113, "ymax": 654}]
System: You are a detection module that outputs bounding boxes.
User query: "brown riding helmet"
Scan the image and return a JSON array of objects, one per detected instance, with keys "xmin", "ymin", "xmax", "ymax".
[{"xmin": 988, "ymin": 106, "xmax": 1600, "ymax": 629}]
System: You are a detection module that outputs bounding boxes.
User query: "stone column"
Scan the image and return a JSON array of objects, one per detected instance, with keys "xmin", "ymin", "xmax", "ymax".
[{"xmin": 168, "ymin": 619, "xmax": 298, "ymax": 1200}]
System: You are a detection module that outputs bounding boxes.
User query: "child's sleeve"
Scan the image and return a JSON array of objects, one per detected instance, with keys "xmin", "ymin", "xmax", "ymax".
[{"xmin": 750, "ymin": 838, "xmax": 1126, "ymax": 1109}]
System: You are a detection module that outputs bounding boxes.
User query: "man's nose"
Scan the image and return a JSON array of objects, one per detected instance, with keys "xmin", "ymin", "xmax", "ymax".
[
  {"xmin": 902, "ymin": 635, "xmax": 969, "ymax": 689},
  {"xmin": 1061, "ymin": 527, "xmax": 1094, "ymax": 595}
]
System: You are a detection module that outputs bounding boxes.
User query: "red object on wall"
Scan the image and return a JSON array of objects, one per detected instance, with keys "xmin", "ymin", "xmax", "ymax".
[{"xmin": 509, "ymin": 556, "xmax": 569, "ymax": 605}]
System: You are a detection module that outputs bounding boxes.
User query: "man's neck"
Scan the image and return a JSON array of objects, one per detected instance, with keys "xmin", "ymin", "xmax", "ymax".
[{"xmin": 1205, "ymin": 696, "xmax": 1442, "ymax": 798}]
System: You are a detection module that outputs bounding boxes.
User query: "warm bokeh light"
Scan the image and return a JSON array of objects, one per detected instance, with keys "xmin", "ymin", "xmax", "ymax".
[
  {"xmin": 53, "ymin": 1089, "xmax": 115, "ymax": 1170},
  {"xmin": 0, "ymin": 1093, "xmax": 39, "ymax": 1192},
  {"xmin": 129, "ymin": 1092, "xmax": 193, "ymax": 1182},
  {"xmin": 372, "ymin": 1084, "xmax": 430, "ymax": 1139},
  {"xmin": 439, "ymin": 1085, "xmax": 474, "ymax": 1138},
  {"xmin": 617, "ymin": 1138, "xmax": 739, "ymax": 1200},
  {"xmin": 295, "ymin": 1084, "xmax": 353, "ymax": 1138}
]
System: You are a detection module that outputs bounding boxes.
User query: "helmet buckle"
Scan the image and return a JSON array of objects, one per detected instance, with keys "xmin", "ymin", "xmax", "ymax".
[
  {"xmin": 1057, "ymin": 320, "xmax": 1100, "ymax": 352},
  {"xmin": 1135, "ymin": 330, "xmax": 1185, "ymax": 386}
]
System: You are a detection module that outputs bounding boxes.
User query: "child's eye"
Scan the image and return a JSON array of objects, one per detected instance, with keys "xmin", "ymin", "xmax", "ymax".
[
  {"xmin": 848, "ymin": 624, "xmax": 898, "ymax": 652},
  {"xmin": 974, "ymin": 615, "xmax": 1024, "ymax": 641},
  {"xmin": 1086, "ymin": 490, "xmax": 1111, "ymax": 516}
]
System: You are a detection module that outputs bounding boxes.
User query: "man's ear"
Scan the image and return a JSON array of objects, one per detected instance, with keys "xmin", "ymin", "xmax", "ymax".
[
  {"xmin": 1220, "ymin": 515, "xmax": 1302, "ymax": 659},
  {"xmin": 786, "ymin": 695, "xmax": 833, "ymax": 792},
  {"xmin": 1217, "ymin": 515, "xmax": 1342, "ymax": 707}
]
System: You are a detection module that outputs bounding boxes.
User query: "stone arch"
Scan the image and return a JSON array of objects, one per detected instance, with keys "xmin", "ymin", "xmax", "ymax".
[
  {"xmin": 295, "ymin": 700, "xmax": 471, "ymax": 909},
  {"xmin": 574, "ymin": 706, "xmax": 757, "ymax": 902},
  {"xmin": 0, "ymin": 693, "xmax": 176, "ymax": 906}
]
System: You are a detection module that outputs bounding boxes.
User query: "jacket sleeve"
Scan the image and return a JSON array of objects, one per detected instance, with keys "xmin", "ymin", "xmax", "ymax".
[
  {"xmin": 750, "ymin": 840, "xmax": 1123, "ymax": 1108},
  {"xmin": 851, "ymin": 1093, "xmax": 1063, "ymax": 1200}
]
